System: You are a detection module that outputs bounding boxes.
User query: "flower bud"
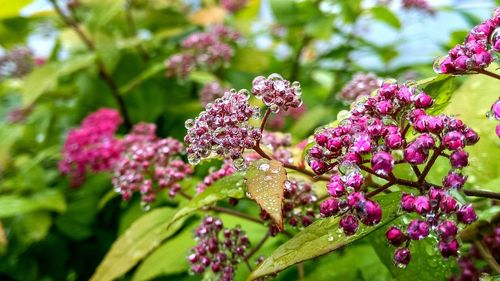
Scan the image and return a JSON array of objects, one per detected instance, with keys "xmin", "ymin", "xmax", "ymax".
[
  {"xmin": 386, "ymin": 226, "xmax": 407, "ymax": 246},
  {"xmin": 450, "ymin": 150, "xmax": 469, "ymax": 168},
  {"xmin": 443, "ymin": 171, "xmax": 466, "ymax": 189},
  {"xmin": 320, "ymin": 198, "xmax": 340, "ymax": 217},
  {"xmin": 340, "ymin": 215, "xmax": 359, "ymax": 236},
  {"xmin": 407, "ymin": 219, "xmax": 430, "ymax": 240},
  {"xmin": 413, "ymin": 92, "xmax": 433, "ymax": 108},
  {"xmin": 371, "ymin": 151, "xmax": 394, "ymax": 176},
  {"xmin": 393, "ymin": 248, "xmax": 411, "ymax": 267},
  {"xmin": 327, "ymin": 175, "xmax": 346, "ymax": 197},
  {"xmin": 358, "ymin": 199, "xmax": 382, "ymax": 226},
  {"xmin": 437, "ymin": 220, "xmax": 458, "ymax": 240},
  {"xmin": 439, "ymin": 195, "xmax": 458, "ymax": 213},
  {"xmin": 443, "ymin": 131, "xmax": 465, "ymax": 150},
  {"xmin": 413, "ymin": 195, "xmax": 431, "ymax": 214},
  {"xmin": 438, "ymin": 238, "xmax": 459, "ymax": 258},
  {"xmin": 400, "ymin": 193, "xmax": 415, "ymax": 212},
  {"xmin": 456, "ymin": 205, "xmax": 477, "ymax": 224}
]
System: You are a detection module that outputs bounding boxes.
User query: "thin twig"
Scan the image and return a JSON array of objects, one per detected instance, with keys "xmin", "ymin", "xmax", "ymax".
[
  {"xmin": 417, "ymin": 147, "xmax": 443, "ymax": 186},
  {"xmin": 463, "ymin": 189, "xmax": 500, "ymax": 200},
  {"xmin": 125, "ymin": 0, "xmax": 149, "ymax": 61},
  {"xmin": 245, "ymin": 232, "xmax": 270, "ymax": 261},
  {"xmin": 367, "ymin": 182, "xmax": 394, "ymax": 198},
  {"xmin": 474, "ymin": 240, "xmax": 500, "ymax": 274},
  {"xmin": 49, "ymin": 0, "xmax": 132, "ymax": 128},
  {"xmin": 297, "ymin": 262, "xmax": 305, "ymax": 281},
  {"xmin": 210, "ymin": 206, "xmax": 263, "ymax": 224},
  {"xmin": 477, "ymin": 69, "xmax": 500, "ymax": 81}
]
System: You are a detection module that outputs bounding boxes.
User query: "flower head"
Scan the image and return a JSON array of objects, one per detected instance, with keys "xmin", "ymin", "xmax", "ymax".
[
  {"xmin": 60, "ymin": 108, "xmax": 123, "ymax": 187},
  {"xmin": 113, "ymin": 123, "xmax": 191, "ymax": 203},
  {"xmin": 184, "ymin": 90, "xmax": 261, "ymax": 165}
]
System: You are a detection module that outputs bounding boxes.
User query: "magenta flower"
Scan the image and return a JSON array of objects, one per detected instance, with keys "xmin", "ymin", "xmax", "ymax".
[
  {"xmin": 112, "ymin": 123, "xmax": 192, "ymax": 203},
  {"xmin": 60, "ymin": 108, "xmax": 124, "ymax": 187}
]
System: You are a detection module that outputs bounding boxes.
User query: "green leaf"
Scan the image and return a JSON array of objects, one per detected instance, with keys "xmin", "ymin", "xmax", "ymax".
[
  {"xmin": 85, "ymin": 0, "xmax": 125, "ymax": 31},
  {"xmin": 119, "ymin": 62, "xmax": 166, "ymax": 95},
  {"xmin": 0, "ymin": 189, "xmax": 66, "ymax": 218},
  {"xmin": 0, "ymin": 0, "xmax": 32, "ymax": 19},
  {"xmin": 132, "ymin": 223, "xmax": 198, "ymax": 281},
  {"xmin": 167, "ymin": 172, "xmax": 246, "ymax": 229},
  {"xmin": 369, "ymin": 6, "xmax": 401, "ymax": 29},
  {"xmin": 306, "ymin": 244, "xmax": 392, "ymax": 281},
  {"xmin": 11, "ymin": 211, "xmax": 53, "ymax": 246},
  {"xmin": 248, "ymin": 192, "xmax": 402, "ymax": 280},
  {"xmin": 21, "ymin": 53, "xmax": 96, "ymax": 105},
  {"xmin": 417, "ymin": 74, "xmax": 457, "ymax": 115},
  {"xmin": 246, "ymin": 159, "xmax": 286, "ymax": 229},
  {"xmin": 370, "ymin": 217, "xmax": 454, "ymax": 281},
  {"xmin": 90, "ymin": 207, "xmax": 185, "ymax": 281}
]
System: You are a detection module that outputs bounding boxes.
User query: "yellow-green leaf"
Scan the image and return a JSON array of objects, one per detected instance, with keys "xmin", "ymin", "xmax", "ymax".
[
  {"xmin": 0, "ymin": 0, "xmax": 32, "ymax": 19},
  {"xmin": 248, "ymin": 192, "xmax": 402, "ymax": 280},
  {"xmin": 246, "ymin": 159, "xmax": 286, "ymax": 230},
  {"xmin": 90, "ymin": 207, "xmax": 185, "ymax": 281},
  {"xmin": 167, "ymin": 172, "xmax": 246, "ymax": 229}
]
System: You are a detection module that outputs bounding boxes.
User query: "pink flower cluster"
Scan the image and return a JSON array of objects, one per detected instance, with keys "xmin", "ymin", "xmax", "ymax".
[
  {"xmin": 165, "ymin": 25, "xmax": 241, "ymax": 78},
  {"xmin": 402, "ymin": 0, "xmax": 435, "ymax": 14},
  {"xmin": 112, "ymin": 123, "xmax": 192, "ymax": 203},
  {"xmin": 260, "ymin": 179, "xmax": 317, "ymax": 236},
  {"xmin": 252, "ymin": 73, "xmax": 303, "ymax": 113},
  {"xmin": 197, "ymin": 162, "xmax": 235, "ymax": 193},
  {"xmin": 184, "ymin": 90, "xmax": 261, "ymax": 165},
  {"xmin": 220, "ymin": 0, "xmax": 247, "ymax": 12},
  {"xmin": 308, "ymin": 82, "xmax": 479, "ymax": 266},
  {"xmin": 337, "ymin": 73, "xmax": 382, "ymax": 104},
  {"xmin": 437, "ymin": 8, "xmax": 499, "ymax": 74},
  {"xmin": 59, "ymin": 108, "xmax": 124, "ymax": 187},
  {"xmin": 387, "ymin": 189, "xmax": 477, "ymax": 267},
  {"xmin": 0, "ymin": 46, "xmax": 33, "ymax": 79},
  {"xmin": 188, "ymin": 216, "xmax": 249, "ymax": 281},
  {"xmin": 199, "ymin": 81, "xmax": 228, "ymax": 106}
]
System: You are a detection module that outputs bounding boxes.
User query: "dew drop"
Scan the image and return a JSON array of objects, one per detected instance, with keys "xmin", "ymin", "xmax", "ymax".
[
  {"xmin": 238, "ymin": 89, "xmax": 251, "ymax": 100},
  {"xmin": 259, "ymin": 163, "xmax": 270, "ymax": 171},
  {"xmin": 270, "ymin": 104, "xmax": 280, "ymax": 113},
  {"xmin": 432, "ymin": 56, "xmax": 448, "ymax": 74},
  {"xmin": 184, "ymin": 119, "xmax": 194, "ymax": 129}
]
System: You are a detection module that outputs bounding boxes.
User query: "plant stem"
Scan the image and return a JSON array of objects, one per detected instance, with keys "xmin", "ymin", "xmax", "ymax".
[
  {"xmin": 474, "ymin": 240, "xmax": 500, "ymax": 274},
  {"xmin": 210, "ymin": 206, "xmax": 263, "ymax": 224},
  {"xmin": 125, "ymin": 0, "xmax": 149, "ymax": 61},
  {"xmin": 290, "ymin": 35, "xmax": 310, "ymax": 82},
  {"xmin": 367, "ymin": 182, "xmax": 394, "ymax": 198},
  {"xmin": 49, "ymin": 0, "xmax": 132, "ymax": 129},
  {"xmin": 297, "ymin": 262, "xmax": 305, "ymax": 281},
  {"xmin": 253, "ymin": 145, "xmax": 272, "ymax": 160},
  {"xmin": 359, "ymin": 165, "xmax": 419, "ymax": 188},
  {"xmin": 417, "ymin": 147, "xmax": 443, "ymax": 186},
  {"xmin": 477, "ymin": 69, "xmax": 500, "ymax": 81},
  {"xmin": 245, "ymin": 232, "xmax": 270, "ymax": 261},
  {"xmin": 463, "ymin": 189, "xmax": 500, "ymax": 200}
]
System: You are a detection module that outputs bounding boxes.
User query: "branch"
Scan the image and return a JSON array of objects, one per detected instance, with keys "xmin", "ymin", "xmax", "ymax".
[
  {"xmin": 210, "ymin": 206, "xmax": 263, "ymax": 224},
  {"xmin": 474, "ymin": 240, "xmax": 500, "ymax": 274},
  {"xmin": 463, "ymin": 189, "xmax": 500, "ymax": 200},
  {"xmin": 417, "ymin": 147, "xmax": 443, "ymax": 186},
  {"xmin": 367, "ymin": 182, "xmax": 394, "ymax": 198},
  {"xmin": 245, "ymin": 232, "xmax": 270, "ymax": 261},
  {"xmin": 49, "ymin": 0, "xmax": 133, "ymax": 128},
  {"xmin": 125, "ymin": 0, "xmax": 149, "ymax": 61},
  {"xmin": 477, "ymin": 69, "xmax": 500, "ymax": 81}
]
